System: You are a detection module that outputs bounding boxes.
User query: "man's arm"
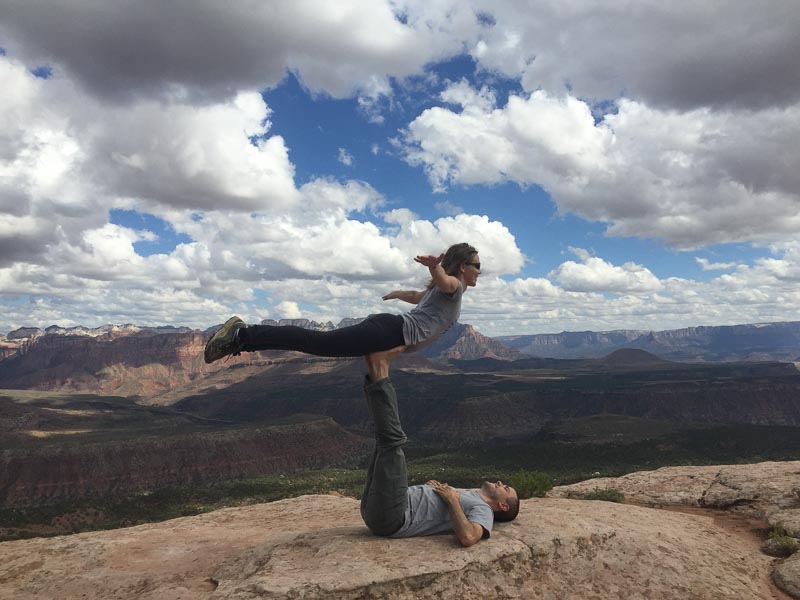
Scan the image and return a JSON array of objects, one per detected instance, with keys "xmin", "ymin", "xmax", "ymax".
[
  {"xmin": 428, "ymin": 480, "xmax": 485, "ymax": 547},
  {"xmin": 382, "ymin": 290, "xmax": 425, "ymax": 304}
]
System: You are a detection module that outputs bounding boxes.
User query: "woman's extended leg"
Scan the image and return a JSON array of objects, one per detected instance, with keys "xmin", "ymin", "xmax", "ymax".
[{"xmin": 236, "ymin": 313, "xmax": 405, "ymax": 357}]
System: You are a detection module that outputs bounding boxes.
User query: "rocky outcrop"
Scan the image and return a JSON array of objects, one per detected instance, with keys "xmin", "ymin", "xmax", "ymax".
[
  {"xmin": 770, "ymin": 509, "xmax": 800, "ymax": 593},
  {"xmin": 0, "ymin": 418, "xmax": 368, "ymax": 509},
  {"xmin": 772, "ymin": 510, "xmax": 800, "ymax": 538},
  {"xmin": 0, "ymin": 492, "xmax": 787, "ymax": 599},
  {"xmin": 549, "ymin": 461, "xmax": 800, "ymax": 598},
  {"xmin": 0, "ymin": 330, "xmax": 231, "ymax": 397},
  {"xmin": 420, "ymin": 323, "xmax": 519, "ymax": 361},
  {"xmin": 777, "ymin": 556, "xmax": 800, "ymax": 598},
  {"xmin": 6, "ymin": 327, "xmax": 44, "ymax": 340},
  {"xmin": 548, "ymin": 461, "xmax": 800, "ymax": 517},
  {"xmin": 0, "ymin": 339, "xmax": 18, "ymax": 361}
]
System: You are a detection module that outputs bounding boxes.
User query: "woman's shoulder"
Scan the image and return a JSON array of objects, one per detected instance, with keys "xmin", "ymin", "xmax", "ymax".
[{"xmin": 434, "ymin": 279, "xmax": 463, "ymax": 300}]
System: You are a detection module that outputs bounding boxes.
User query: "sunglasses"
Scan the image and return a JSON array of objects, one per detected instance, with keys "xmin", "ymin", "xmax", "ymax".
[{"xmin": 465, "ymin": 261, "xmax": 481, "ymax": 270}]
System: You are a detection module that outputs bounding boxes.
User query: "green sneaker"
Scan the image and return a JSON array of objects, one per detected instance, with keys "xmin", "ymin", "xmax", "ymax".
[{"xmin": 204, "ymin": 316, "xmax": 245, "ymax": 364}]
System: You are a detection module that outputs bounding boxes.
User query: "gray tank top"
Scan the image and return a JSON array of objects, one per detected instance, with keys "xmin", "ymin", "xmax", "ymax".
[{"xmin": 401, "ymin": 280, "xmax": 464, "ymax": 350}]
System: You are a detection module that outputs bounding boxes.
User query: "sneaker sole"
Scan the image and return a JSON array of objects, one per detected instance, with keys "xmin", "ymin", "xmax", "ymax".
[{"xmin": 204, "ymin": 316, "xmax": 243, "ymax": 364}]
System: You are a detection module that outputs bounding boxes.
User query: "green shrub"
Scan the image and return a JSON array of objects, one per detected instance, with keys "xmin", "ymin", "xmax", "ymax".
[
  {"xmin": 767, "ymin": 527, "xmax": 800, "ymax": 556},
  {"xmin": 582, "ymin": 487, "xmax": 625, "ymax": 503},
  {"xmin": 508, "ymin": 469, "xmax": 553, "ymax": 499}
]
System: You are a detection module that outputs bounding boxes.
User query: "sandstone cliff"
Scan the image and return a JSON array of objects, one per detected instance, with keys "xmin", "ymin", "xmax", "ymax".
[
  {"xmin": 0, "ymin": 320, "xmax": 513, "ymax": 398},
  {"xmin": 420, "ymin": 323, "xmax": 520, "ymax": 361},
  {"xmin": 0, "ymin": 417, "xmax": 368, "ymax": 509},
  {"xmin": 0, "ymin": 329, "xmax": 248, "ymax": 397},
  {"xmin": 1, "ymin": 461, "xmax": 798, "ymax": 599}
]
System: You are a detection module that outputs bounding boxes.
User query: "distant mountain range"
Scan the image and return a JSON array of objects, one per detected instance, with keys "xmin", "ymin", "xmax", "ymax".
[
  {"xmin": 1, "ymin": 320, "xmax": 798, "ymax": 371},
  {"xmin": 499, "ymin": 321, "xmax": 800, "ymax": 362}
]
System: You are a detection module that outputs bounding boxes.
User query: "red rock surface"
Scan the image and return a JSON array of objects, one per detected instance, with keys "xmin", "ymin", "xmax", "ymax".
[{"xmin": 0, "ymin": 492, "xmax": 788, "ymax": 599}]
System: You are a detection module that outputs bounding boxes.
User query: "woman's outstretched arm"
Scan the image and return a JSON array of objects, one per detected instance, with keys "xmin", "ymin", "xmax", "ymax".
[
  {"xmin": 382, "ymin": 290, "xmax": 424, "ymax": 304},
  {"xmin": 414, "ymin": 253, "xmax": 459, "ymax": 294}
]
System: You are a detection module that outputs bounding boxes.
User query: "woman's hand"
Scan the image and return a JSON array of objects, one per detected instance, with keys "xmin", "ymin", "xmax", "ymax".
[
  {"xmin": 382, "ymin": 291, "xmax": 400, "ymax": 301},
  {"xmin": 414, "ymin": 253, "xmax": 445, "ymax": 269},
  {"xmin": 416, "ymin": 253, "xmax": 459, "ymax": 295}
]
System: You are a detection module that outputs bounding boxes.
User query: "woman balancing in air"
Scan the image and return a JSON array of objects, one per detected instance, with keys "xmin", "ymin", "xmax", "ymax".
[{"xmin": 203, "ymin": 243, "xmax": 481, "ymax": 364}]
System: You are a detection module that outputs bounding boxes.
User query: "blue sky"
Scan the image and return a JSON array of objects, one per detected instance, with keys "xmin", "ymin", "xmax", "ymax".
[
  {"xmin": 109, "ymin": 63, "xmax": 766, "ymax": 281},
  {"xmin": 1, "ymin": 2, "xmax": 798, "ymax": 336}
]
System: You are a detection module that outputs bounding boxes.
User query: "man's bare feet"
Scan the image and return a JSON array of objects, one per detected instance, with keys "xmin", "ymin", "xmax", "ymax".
[{"xmin": 365, "ymin": 346, "xmax": 405, "ymax": 382}]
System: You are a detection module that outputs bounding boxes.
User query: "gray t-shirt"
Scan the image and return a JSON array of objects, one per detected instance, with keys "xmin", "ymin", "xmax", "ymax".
[
  {"xmin": 390, "ymin": 485, "xmax": 494, "ymax": 539},
  {"xmin": 401, "ymin": 280, "xmax": 464, "ymax": 350}
]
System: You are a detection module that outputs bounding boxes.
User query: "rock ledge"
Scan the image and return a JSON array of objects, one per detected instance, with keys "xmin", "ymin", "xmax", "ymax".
[{"xmin": 0, "ymin": 487, "xmax": 791, "ymax": 599}]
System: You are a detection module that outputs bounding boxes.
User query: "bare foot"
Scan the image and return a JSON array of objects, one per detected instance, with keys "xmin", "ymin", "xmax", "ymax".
[{"xmin": 365, "ymin": 346, "xmax": 405, "ymax": 382}]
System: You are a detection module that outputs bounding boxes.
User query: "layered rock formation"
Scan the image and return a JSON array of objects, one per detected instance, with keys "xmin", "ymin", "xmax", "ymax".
[
  {"xmin": 547, "ymin": 460, "xmax": 800, "ymax": 517},
  {"xmin": 0, "ymin": 329, "xmax": 227, "ymax": 397},
  {"xmin": 420, "ymin": 322, "xmax": 519, "ymax": 360},
  {"xmin": 0, "ymin": 472, "xmax": 794, "ymax": 599},
  {"xmin": 0, "ymin": 417, "xmax": 368, "ymax": 509},
  {"xmin": 0, "ymin": 319, "xmax": 513, "ymax": 398},
  {"xmin": 500, "ymin": 320, "xmax": 800, "ymax": 361},
  {"xmin": 549, "ymin": 461, "xmax": 800, "ymax": 597}
]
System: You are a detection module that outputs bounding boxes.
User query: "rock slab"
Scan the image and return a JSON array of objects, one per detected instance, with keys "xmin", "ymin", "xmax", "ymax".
[
  {"xmin": 0, "ymin": 493, "xmax": 786, "ymax": 599},
  {"xmin": 777, "ymin": 554, "xmax": 800, "ymax": 598},
  {"xmin": 771, "ymin": 509, "xmax": 800, "ymax": 538},
  {"xmin": 549, "ymin": 461, "xmax": 800, "ymax": 517}
]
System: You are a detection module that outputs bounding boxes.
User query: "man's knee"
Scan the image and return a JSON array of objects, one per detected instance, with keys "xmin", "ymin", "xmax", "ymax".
[
  {"xmin": 363, "ymin": 515, "xmax": 402, "ymax": 537},
  {"xmin": 361, "ymin": 500, "xmax": 405, "ymax": 537}
]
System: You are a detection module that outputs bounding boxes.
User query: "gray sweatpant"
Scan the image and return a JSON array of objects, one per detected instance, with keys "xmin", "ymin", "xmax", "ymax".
[{"xmin": 360, "ymin": 376, "xmax": 409, "ymax": 536}]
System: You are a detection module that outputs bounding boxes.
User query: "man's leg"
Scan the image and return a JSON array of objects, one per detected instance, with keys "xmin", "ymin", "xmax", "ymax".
[{"xmin": 360, "ymin": 351, "xmax": 409, "ymax": 536}]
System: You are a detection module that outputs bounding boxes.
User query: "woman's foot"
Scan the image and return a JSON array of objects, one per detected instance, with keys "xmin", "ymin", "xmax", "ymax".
[
  {"xmin": 365, "ymin": 346, "xmax": 405, "ymax": 382},
  {"xmin": 204, "ymin": 317, "xmax": 245, "ymax": 363}
]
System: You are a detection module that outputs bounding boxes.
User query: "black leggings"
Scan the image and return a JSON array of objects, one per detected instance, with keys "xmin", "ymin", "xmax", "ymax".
[{"xmin": 237, "ymin": 313, "xmax": 406, "ymax": 357}]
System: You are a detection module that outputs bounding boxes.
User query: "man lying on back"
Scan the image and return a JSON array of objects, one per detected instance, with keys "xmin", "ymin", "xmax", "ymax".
[{"xmin": 359, "ymin": 349, "xmax": 519, "ymax": 546}]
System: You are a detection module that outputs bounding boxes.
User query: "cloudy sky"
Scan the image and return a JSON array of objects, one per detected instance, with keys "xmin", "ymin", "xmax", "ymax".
[{"xmin": 1, "ymin": 1, "xmax": 799, "ymax": 336}]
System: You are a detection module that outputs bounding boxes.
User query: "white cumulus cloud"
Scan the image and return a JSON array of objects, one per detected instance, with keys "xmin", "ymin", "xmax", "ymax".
[
  {"xmin": 402, "ymin": 86, "xmax": 800, "ymax": 249},
  {"xmin": 695, "ymin": 258, "xmax": 738, "ymax": 272},
  {"xmin": 549, "ymin": 248, "xmax": 662, "ymax": 294}
]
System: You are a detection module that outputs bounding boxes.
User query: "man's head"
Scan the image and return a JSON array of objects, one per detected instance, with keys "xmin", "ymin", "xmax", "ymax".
[{"xmin": 480, "ymin": 480, "xmax": 520, "ymax": 522}]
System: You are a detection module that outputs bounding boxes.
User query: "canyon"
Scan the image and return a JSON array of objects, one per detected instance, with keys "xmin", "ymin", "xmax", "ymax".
[
  {"xmin": 1, "ymin": 320, "xmax": 800, "ymax": 512},
  {"xmin": 1, "ymin": 320, "xmax": 799, "ymax": 529},
  {"xmin": 1, "ymin": 321, "xmax": 799, "ymax": 596},
  {"xmin": 0, "ymin": 321, "xmax": 515, "ymax": 398}
]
